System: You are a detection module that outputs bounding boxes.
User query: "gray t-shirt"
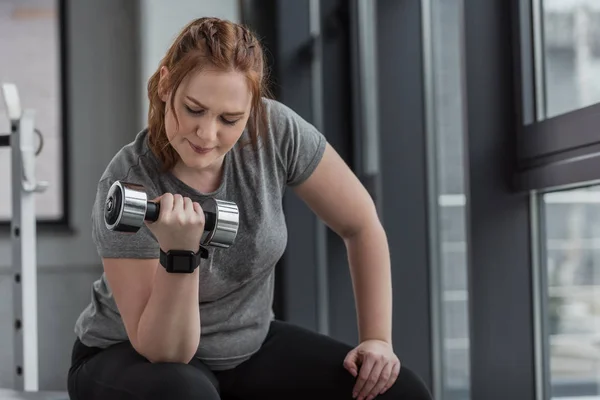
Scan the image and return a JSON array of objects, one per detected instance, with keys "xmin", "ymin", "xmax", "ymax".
[{"xmin": 74, "ymin": 98, "xmax": 326, "ymax": 370}]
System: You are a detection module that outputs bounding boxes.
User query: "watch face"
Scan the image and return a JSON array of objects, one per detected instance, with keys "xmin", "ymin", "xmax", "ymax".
[{"xmin": 168, "ymin": 251, "xmax": 195, "ymax": 273}]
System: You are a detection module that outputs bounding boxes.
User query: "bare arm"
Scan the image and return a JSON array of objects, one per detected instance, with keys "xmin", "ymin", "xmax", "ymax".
[
  {"xmin": 293, "ymin": 143, "xmax": 392, "ymax": 344},
  {"xmin": 102, "ymin": 193, "xmax": 206, "ymax": 364},
  {"xmin": 103, "ymin": 257, "xmax": 200, "ymax": 363}
]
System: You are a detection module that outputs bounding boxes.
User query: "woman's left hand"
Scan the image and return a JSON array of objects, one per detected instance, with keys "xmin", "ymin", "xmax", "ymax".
[{"xmin": 343, "ymin": 339, "xmax": 401, "ymax": 400}]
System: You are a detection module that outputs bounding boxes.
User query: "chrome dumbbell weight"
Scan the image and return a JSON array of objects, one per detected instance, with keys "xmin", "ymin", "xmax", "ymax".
[{"xmin": 103, "ymin": 181, "xmax": 239, "ymax": 249}]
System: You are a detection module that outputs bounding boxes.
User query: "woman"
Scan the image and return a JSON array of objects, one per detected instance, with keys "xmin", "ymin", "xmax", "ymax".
[{"xmin": 67, "ymin": 17, "xmax": 432, "ymax": 400}]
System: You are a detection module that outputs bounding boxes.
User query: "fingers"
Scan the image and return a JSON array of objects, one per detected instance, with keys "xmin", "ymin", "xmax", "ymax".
[
  {"xmin": 380, "ymin": 360, "xmax": 401, "ymax": 395},
  {"xmin": 183, "ymin": 196, "xmax": 193, "ymax": 213},
  {"xmin": 353, "ymin": 355, "xmax": 375, "ymax": 399},
  {"xmin": 343, "ymin": 351, "xmax": 359, "ymax": 377},
  {"xmin": 188, "ymin": 199, "xmax": 205, "ymax": 225},
  {"xmin": 159, "ymin": 193, "xmax": 174, "ymax": 214},
  {"xmin": 369, "ymin": 361, "xmax": 393, "ymax": 398},
  {"xmin": 157, "ymin": 193, "xmax": 203, "ymax": 222},
  {"xmin": 355, "ymin": 356, "xmax": 385, "ymax": 400},
  {"xmin": 173, "ymin": 194, "xmax": 184, "ymax": 210}
]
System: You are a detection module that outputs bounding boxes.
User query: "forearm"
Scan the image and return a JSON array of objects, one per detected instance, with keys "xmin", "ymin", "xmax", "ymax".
[
  {"xmin": 137, "ymin": 265, "xmax": 201, "ymax": 363},
  {"xmin": 344, "ymin": 222, "xmax": 393, "ymax": 345}
]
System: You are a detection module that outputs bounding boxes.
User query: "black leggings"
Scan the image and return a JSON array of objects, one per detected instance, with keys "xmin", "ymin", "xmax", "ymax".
[{"xmin": 67, "ymin": 320, "xmax": 432, "ymax": 400}]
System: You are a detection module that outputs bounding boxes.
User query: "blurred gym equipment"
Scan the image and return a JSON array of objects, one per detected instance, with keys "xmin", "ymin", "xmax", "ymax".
[{"xmin": 1, "ymin": 82, "xmax": 68, "ymax": 399}]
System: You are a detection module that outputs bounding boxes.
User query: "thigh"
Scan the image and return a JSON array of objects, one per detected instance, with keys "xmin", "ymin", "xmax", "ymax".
[
  {"xmin": 218, "ymin": 320, "xmax": 432, "ymax": 400},
  {"xmin": 68, "ymin": 339, "xmax": 221, "ymax": 400}
]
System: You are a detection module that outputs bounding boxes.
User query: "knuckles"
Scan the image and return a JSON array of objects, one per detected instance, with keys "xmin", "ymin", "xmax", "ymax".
[{"xmin": 156, "ymin": 193, "xmax": 206, "ymax": 227}]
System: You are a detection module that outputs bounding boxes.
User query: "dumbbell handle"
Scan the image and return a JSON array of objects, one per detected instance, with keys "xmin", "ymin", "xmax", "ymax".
[{"xmin": 146, "ymin": 201, "xmax": 216, "ymax": 231}]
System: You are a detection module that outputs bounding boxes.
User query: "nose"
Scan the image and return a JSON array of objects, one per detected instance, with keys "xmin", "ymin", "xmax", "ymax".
[{"xmin": 195, "ymin": 117, "xmax": 217, "ymax": 142}]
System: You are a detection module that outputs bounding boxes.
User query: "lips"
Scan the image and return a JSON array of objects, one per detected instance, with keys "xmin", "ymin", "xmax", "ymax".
[{"xmin": 187, "ymin": 140, "xmax": 213, "ymax": 154}]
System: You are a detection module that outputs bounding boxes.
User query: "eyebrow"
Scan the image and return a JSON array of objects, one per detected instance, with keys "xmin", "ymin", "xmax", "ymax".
[{"xmin": 185, "ymin": 96, "xmax": 246, "ymax": 117}]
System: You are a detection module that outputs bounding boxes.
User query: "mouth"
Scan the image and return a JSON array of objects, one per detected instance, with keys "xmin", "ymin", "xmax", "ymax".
[{"xmin": 187, "ymin": 140, "xmax": 214, "ymax": 155}]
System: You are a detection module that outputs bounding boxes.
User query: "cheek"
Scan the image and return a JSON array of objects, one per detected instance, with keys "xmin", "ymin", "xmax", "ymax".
[
  {"xmin": 219, "ymin": 116, "xmax": 250, "ymax": 148},
  {"xmin": 164, "ymin": 108, "xmax": 192, "ymax": 141}
]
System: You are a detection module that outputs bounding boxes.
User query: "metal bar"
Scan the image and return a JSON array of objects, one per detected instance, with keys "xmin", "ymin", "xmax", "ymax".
[
  {"xmin": 308, "ymin": 0, "xmax": 329, "ymax": 336},
  {"xmin": 2, "ymin": 83, "xmax": 44, "ymax": 392},
  {"xmin": 10, "ymin": 117, "xmax": 27, "ymax": 392},
  {"xmin": 14, "ymin": 109, "xmax": 40, "ymax": 392},
  {"xmin": 350, "ymin": 0, "xmax": 382, "ymax": 213},
  {"xmin": 518, "ymin": 102, "xmax": 600, "ymax": 162},
  {"xmin": 420, "ymin": 0, "xmax": 444, "ymax": 397},
  {"xmin": 516, "ymin": 0, "xmax": 536, "ymax": 126},
  {"xmin": 530, "ymin": 192, "xmax": 549, "ymax": 400},
  {"xmin": 531, "ymin": 0, "xmax": 546, "ymax": 121},
  {"xmin": 515, "ymin": 151, "xmax": 600, "ymax": 192}
]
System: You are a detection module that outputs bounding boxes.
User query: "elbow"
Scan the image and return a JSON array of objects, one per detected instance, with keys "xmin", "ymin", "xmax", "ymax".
[
  {"xmin": 145, "ymin": 351, "xmax": 196, "ymax": 364},
  {"xmin": 134, "ymin": 337, "xmax": 200, "ymax": 364},
  {"xmin": 141, "ymin": 345, "xmax": 198, "ymax": 364},
  {"xmin": 338, "ymin": 203, "xmax": 382, "ymax": 241},
  {"xmin": 341, "ymin": 218, "xmax": 384, "ymax": 242}
]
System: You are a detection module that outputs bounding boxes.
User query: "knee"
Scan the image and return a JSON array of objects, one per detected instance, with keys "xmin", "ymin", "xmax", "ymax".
[
  {"xmin": 133, "ymin": 362, "xmax": 220, "ymax": 400},
  {"xmin": 381, "ymin": 366, "xmax": 433, "ymax": 400}
]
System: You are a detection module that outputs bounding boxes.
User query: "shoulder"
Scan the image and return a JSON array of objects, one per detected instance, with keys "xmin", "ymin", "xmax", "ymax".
[
  {"xmin": 99, "ymin": 129, "xmax": 161, "ymax": 190},
  {"xmin": 257, "ymin": 97, "xmax": 327, "ymax": 187},
  {"xmin": 261, "ymin": 97, "xmax": 299, "ymax": 123},
  {"xmin": 259, "ymin": 97, "xmax": 324, "ymax": 149},
  {"xmin": 261, "ymin": 97, "xmax": 313, "ymax": 135}
]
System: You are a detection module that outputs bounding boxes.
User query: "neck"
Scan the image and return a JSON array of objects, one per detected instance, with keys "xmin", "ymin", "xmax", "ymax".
[{"xmin": 172, "ymin": 156, "xmax": 225, "ymax": 193}]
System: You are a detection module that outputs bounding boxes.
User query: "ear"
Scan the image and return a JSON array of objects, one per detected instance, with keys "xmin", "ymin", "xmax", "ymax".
[{"xmin": 158, "ymin": 66, "xmax": 170, "ymax": 102}]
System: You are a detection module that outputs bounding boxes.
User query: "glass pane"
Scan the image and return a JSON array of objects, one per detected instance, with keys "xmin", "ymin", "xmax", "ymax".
[
  {"xmin": 543, "ymin": 0, "xmax": 600, "ymax": 118},
  {"xmin": 431, "ymin": 0, "xmax": 470, "ymax": 399},
  {"xmin": 0, "ymin": 0, "xmax": 63, "ymax": 220},
  {"xmin": 543, "ymin": 185, "xmax": 600, "ymax": 398}
]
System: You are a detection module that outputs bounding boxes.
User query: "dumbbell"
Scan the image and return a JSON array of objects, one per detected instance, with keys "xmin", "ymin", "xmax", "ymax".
[{"xmin": 103, "ymin": 181, "xmax": 239, "ymax": 249}]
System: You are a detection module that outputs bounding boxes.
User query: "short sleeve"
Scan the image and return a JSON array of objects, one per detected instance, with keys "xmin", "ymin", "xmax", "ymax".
[
  {"xmin": 269, "ymin": 99, "xmax": 327, "ymax": 186},
  {"xmin": 91, "ymin": 177, "xmax": 159, "ymax": 259}
]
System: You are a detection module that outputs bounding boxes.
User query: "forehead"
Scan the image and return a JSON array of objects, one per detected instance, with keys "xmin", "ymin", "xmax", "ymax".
[{"xmin": 181, "ymin": 69, "xmax": 252, "ymax": 110}]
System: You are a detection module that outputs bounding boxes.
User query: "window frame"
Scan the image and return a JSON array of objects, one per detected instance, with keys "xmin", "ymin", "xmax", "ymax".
[
  {"xmin": 514, "ymin": 0, "xmax": 600, "ymax": 192},
  {"xmin": 513, "ymin": 0, "xmax": 600, "ymax": 398}
]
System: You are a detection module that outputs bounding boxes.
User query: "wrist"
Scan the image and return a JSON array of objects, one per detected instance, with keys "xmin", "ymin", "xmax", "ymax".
[
  {"xmin": 360, "ymin": 335, "xmax": 393, "ymax": 346},
  {"xmin": 159, "ymin": 243, "xmax": 199, "ymax": 253},
  {"xmin": 159, "ymin": 247, "xmax": 203, "ymax": 274}
]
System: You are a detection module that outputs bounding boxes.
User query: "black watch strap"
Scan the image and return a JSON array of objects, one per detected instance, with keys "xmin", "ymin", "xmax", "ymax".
[{"xmin": 159, "ymin": 247, "xmax": 204, "ymax": 273}]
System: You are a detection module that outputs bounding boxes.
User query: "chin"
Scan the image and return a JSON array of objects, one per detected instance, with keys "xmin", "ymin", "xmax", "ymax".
[
  {"xmin": 181, "ymin": 155, "xmax": 215, "ymax": 170},
  {"xmin": 177, "ymin": 148, "xmax": 217, "ymax": 170}
]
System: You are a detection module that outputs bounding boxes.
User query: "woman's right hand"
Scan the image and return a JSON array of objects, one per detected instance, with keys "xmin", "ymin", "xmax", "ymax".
[{"xmin": 145, "ymin": 193, "xmax": 205, "ymax": 252}]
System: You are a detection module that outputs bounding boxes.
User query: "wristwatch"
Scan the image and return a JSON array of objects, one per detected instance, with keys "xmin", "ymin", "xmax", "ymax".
[{"xmin": 159, "ymin": 246, "xmax": 209, "ymax": 273}]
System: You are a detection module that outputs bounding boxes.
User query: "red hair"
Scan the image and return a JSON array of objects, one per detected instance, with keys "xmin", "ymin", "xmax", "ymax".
[{"xmin": 146, "ymin": 17, "xmax": 272, "ymax": 171}]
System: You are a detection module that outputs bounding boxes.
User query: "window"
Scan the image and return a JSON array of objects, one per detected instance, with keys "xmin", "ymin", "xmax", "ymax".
[
  {"xmin": 428, "ymin": 0, "xmax": 470, "ymax": 398},
  {"xmin": 517, "ymin": 1, "xmax": 600, "ymax": 398},
  {"xmin": 516, "ymin": 0, "xmax": 600, "ymax": 194},
  {"xmin": 543, "ymin": 0, "xmax": 600, "ymax": 118},
  {"xmin": 542, "ymin": 185, "xmax": 600, "ymax": 398},
  {"xmin": 0, "ymin": 0, "xmax": 66, "ymax": 222}
]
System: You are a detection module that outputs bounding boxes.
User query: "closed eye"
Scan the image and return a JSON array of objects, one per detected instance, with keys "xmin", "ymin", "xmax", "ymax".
[
  {"xmin": 185, "ymin": 105, "xmax": 204, "ymax": 115},
  {"xmin": 185, "ymin": 104, "xmax": 240, "ymax": 126},
  {"xmin": 221, "ymin": 117, "xmax": 239, "ymax": 126}
]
